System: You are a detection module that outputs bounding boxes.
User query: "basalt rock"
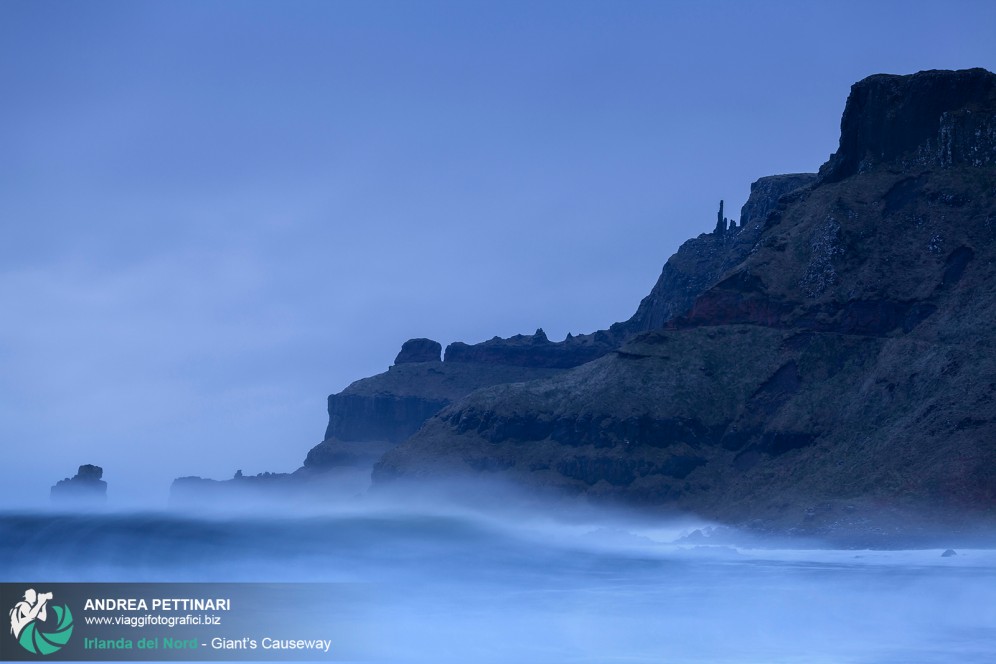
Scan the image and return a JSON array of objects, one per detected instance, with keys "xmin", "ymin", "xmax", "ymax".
[
  {"xmin": 308, "ymin": 172, "xmax": 817, "ymax": 470},
  {"xmin": 444, "ymin": 328, "xmax": 620, "ymax": 369},
  {"xmin": 168, "ymin": 471, "xmax": 326, "ymax": 506},
  {"xmin": 321, "ymin": 359, "xmax": 562, "ymax": 446},
  {"xmin": 819, "ymin": 68, "xmax": 996, "ymax": 183},
  {"xmin": 304, "ymin": 359, "xmax": 563, "ymax": 471},
  {"xmin": 51, "ymin": 464, "xmax": 107, "ymax": 504},
  {"xmin": 308, "ymin": 173, "xmax": 818, "ymax": 464},
  {"xmin": 181, "ymin": 69, "xmax": 996, "ymax": 538},
  {"xmin": 375, "ymin": 69, "xmax": 996, "ymax": 533},
  {"xmin": 623, "ymin": 173, "xmax": 816, "ymax": 332},
  {"xmin": 394, "ymin": 338, "xmax": 442, "ymax": 365}
]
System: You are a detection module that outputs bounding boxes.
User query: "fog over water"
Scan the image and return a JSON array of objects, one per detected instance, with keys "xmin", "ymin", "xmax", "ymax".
[{"xmin": 3, "ymin": 492, "xmax": 995, "ymax": 663}]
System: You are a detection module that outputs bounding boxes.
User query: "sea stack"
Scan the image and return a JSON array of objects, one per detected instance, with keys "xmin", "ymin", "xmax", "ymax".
[{"xmin": 51, "ymin": 464, "xmax": 108, "ymax": 505}]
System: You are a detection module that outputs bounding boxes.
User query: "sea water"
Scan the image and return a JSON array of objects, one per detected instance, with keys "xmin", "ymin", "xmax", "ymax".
[{"xmin": 2, "ymin": 504, "xmax": 994, "ymax": 663}]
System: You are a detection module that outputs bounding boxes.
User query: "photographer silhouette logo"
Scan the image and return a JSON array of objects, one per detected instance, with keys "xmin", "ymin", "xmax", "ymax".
[{"xmin": 9, "ymin": 589, "xmax": 74, "ymax": 655}]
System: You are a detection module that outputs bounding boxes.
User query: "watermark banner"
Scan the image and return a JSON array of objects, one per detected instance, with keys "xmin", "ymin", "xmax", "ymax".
[{"xmin": 0, "ymin": 584, "xmax": 369, "ymax": 661}]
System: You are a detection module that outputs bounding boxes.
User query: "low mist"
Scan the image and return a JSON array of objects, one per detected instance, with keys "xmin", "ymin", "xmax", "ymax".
[{"xmin": 3, "ymin": 482, "xmax": 995, "ymax": 663}]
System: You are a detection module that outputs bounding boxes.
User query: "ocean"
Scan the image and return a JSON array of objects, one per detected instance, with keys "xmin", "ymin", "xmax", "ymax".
[{"xmin": 2, "ymin": 503, "xmax": 994, "ymax": 663}]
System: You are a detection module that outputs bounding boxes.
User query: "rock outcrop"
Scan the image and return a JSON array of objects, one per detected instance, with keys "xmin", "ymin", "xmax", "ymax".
[
  {"xmin": 305, "ymin": 347, "xmax": 563, "ymax": 471},
  {"xmin": 819, "ymin": 68, "xmax": 996, "ymax": 183},
  {"xmin": 304, "ymin": 173, "xmax": 821, "ymax": 474},
  {"xmin": 623, "ymin": 173, "xmax": 817, "ymax": 332},
  {"xmin": 51, "ymin": 464, "xmax": 107, "ymax": 505},
  {"xmin": 374, "ymin": 68, "xmax": 996, "ymax": 535},
  {"xmin": 394, "ymin": 338, "xmax": 442, "ymax": 364},
  {"xmin": 173, "ymin": 68, "xmax": 996, "ymax": 538},
  {"xmin": 306, "ymin": 170, "xmax": 821, "ymax": 470},
  {"xmin": 444, "ymin": 328, "xmax": 621, "ymax": 369}
]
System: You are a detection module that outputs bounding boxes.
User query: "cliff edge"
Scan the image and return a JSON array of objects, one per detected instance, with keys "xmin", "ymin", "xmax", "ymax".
[{"xmin": 374, "ymin": 68, "xmax": 996, "ymax": 539}]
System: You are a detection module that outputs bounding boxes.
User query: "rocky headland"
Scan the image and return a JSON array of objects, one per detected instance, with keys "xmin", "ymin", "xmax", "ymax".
[{"xmin": 174, "ymin": 68, "xmax": 996, "ymax": 541}]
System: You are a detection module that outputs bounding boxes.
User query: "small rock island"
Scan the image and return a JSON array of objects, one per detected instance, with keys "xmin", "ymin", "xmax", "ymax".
[{"xmin": 51, "ymin": 464, "xmax": 108, "ymax": 505}]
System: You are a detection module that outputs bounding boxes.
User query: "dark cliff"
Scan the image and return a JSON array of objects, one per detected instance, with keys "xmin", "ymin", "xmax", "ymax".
[
  {"xmin": 624, "ymin": 173, "xmax": 817, "ymax": 332},
  {"xmin": 305, "ymin": 344, "xmax": 561, "ymax": 470},
  {"xmin": 819, "ymin": 68, "xmax": 996, "ymax": 183},
  {"xmin": 394, "ymin": 338, "xmax": 442, "ymax": 364},
  {"xmin": 443, "ymin": 328, "xmax": 620, "ymax": 369},
  {"xmin": 174, "ymin": 68, "xmax": 996, "ymax": 537},
  {"xmin": 307, "ymin": 172, "xmax": 818, "ymax": 467},
  {"xmin": 374, "ymin": 68, "xmax": 996, "ymax": 536}
]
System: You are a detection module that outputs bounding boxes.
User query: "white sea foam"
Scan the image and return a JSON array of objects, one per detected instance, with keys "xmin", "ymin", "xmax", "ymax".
[{"xmin": 2, "ymin": 499, "xmax": 995, "ymax": 663}]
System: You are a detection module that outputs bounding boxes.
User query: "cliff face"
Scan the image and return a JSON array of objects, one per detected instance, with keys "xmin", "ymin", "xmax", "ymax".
[
  {"xmin": 305, "ymin": 348, "xmax": 561, "ymax": 470},
  {"xmin": 624, "ymin": 173, "xmax": 817, "ymax": 332},
  {"xmin": 306, "ymin": 173, "xmax": 817, "ymax": 469},
  {"xmin": 374, "ymin": 68, "xmax": 996, "ymax": 533},
  {"xmin": 819, "ymin": 68, "xmax": 996, "ymax": 182},
  {"xmin": 394, "ymin": 338, "xmax": 442, "ymax": 364},
  {"xmin": 305, "ymin": 180, "xmax": 816, "ymax": 474}
]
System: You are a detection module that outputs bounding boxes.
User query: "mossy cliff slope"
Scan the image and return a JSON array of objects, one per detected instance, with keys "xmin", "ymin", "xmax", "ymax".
[{"xmin": 375, "ymin": 69, "xmax": 996, "ymax": 531}]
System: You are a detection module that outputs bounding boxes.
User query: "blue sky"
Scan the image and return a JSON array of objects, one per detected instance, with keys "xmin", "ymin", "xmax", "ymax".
[{"xmin": 2, "ymin": 0, "xmax": 995, "ymax": 507}]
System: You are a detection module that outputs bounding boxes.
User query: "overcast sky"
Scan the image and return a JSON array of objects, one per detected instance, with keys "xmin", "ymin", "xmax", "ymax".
[{"xmin": 2, "ymin": 0, "xmax": 994, "ymax": 507}]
